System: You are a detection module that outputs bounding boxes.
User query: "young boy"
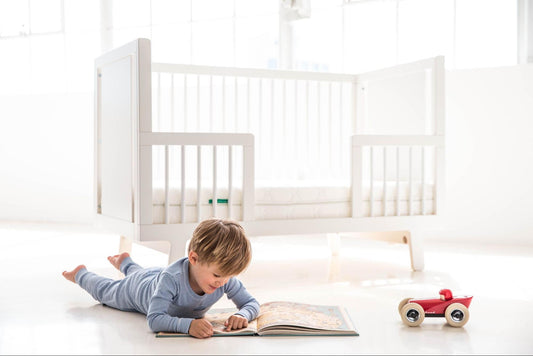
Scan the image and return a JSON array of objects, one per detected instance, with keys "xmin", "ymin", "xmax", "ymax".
[{"xmin": 62, "ymin": 218, "xmax": 260, "ymax": 339}]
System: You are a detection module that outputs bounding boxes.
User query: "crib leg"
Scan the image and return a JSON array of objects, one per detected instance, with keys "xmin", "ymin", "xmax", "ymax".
[
  {"xmin": 116, "ymin": 236, "xmax": 133, "ymax": 278},
  {"xmin": 326, "ymin": 233, "xmax": 342, "ymax": 282},
  {"xmin": 406, "ymin": 232, "xmax": 425, "ymax": 272},
  {"xmin": 118, "ymin": 235, "xmax": 133, "ymax": 254},
  {"xmin": 345, "ymin": 231, "xmax": 424, "ymax": 272},
  {"xmin": 327, "ymin": 233, "xmax": 341, "ymax": 256}
]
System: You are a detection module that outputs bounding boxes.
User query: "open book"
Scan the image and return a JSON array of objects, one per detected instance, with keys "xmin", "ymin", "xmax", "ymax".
[{"xmin": 156, "ymin": 301, "xmax": 358, "ymax": 337}]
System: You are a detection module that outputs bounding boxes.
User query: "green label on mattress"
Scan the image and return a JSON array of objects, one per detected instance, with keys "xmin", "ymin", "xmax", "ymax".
[{"xmin": 208, "ymin": 199, "xmax": 229, "ymax": 204}]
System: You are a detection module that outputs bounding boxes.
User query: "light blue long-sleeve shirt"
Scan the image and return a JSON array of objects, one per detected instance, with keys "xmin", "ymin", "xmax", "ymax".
[{"xmin": 76, "ymin": 256, "xmax": 260, "ymax": 334}]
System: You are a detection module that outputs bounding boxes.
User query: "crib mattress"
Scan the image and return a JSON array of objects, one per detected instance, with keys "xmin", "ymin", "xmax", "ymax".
[{"xmin": 151, "ymin": 180, "xmax": 435, "ymax": 223}]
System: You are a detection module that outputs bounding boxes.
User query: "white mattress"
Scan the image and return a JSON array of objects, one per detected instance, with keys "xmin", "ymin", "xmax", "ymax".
[{"xmin": 152, "ymin": 180, "xmax": 435, "ymax": 223}]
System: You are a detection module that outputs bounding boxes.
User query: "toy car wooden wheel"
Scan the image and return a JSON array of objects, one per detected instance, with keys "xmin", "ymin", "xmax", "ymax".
[
  {"xmin": 401, "ymin": 303, "xmax": 425, "ymax": 327},
  {"xmin": 445, "ymin": 303, "xmax": 470, "ymax": 327},
  {"xmin": 398, "ymin": 297, "xmax": 412, "ymax": 314}
]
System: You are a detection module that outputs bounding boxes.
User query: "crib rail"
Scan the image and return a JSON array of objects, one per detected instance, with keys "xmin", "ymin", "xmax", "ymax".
[
  {"xmin": 351, "ymin": 134, "xmax": 445, "ymax": 218},
  {"xmin": 139, "ymin": 132, "xmax": 254, "ymax": 224},
  {"xmin": 150, "ymin": 57, "xmax": 443, "ymax": 185},
  {"xmin": 151, "ymin": 62, "xmax": 356, "ymax": 182}
]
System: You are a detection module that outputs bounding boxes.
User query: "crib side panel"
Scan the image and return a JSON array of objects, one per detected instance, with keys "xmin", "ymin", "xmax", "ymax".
[{"xmin": 94, "ymin": 38, "xmax": 151, "ymax": 240}]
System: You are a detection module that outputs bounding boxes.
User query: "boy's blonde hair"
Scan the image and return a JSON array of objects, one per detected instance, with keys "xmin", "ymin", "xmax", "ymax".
[{"xmin": 188, "ymin": 218, "xmax": 251, "ymax": 276}]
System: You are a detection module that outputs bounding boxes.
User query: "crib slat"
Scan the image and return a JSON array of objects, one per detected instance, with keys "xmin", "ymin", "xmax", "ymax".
[
  {"xmin": 183, "ymin": 75, "xmax": 187, "ymax": 131},
  {"xmin": 164, "ymin": 145, "xmax": 169, "ymax": 224},
  {"xmin": 352, "ymin": 139, "xmax": 363, "ymax": 218},
  {"xmin": 196, "ymin": 75, "xmax": 200, "ymax": 131},
  {"xmin": 294, "ymin": 80, "xmax": 299, "ymax": 178},
  {"xmin": 425, "ymin": 68, "xmax": 433, "ymax": 135},
  {"xmin": 383, "ymin": 146, "xmax": 387, "ymax": 217},
  {"xmin": 339, "ymin": 83, "xmax": 344, "ymax": 177},
  {"xmin": 305, "ymin": 80, "xmax": 310, "ymax": 166},
  {"xmin": 316, "ymin": 81, "xmax": 321, "ymax": 169},
  {"xmin": 328, "ymin": 82, "xmax": 333, "ymax": 172},
  {"xmin": 370, "ymin": 146, "xmax": 374, "ymax": 217},
  {"xmin": 234, "ymin": 77, "xmax": 238, "ymax": 132},
  {"xmin": 409, "ymin": 146, "xmax": 413, "ymax": 216},
  {"xmin": 197, "ymin": 146, "xmax": 201, "ymax": 222},
  {"xmin": 396, "ymin": 146, "xmax": 400, "ymax": 216},
  {"xmin": 435, "ymin": 144, "xmax": 445, "ymax": 215},
  {"xmin": 270, "ymin": 79, "xmax": 274, "ymax": 167},
  {"xmin": 157, "ymin": 73, "xmax": 161, "ymax": 131},
  {"xmin": 181, "ymin": 145, "xmax": 186, "ymax": 223},
  {"xmin": 258, "ymin": 79, "xmax": 262, "ymax": 164},
  {"xmin": 228, "ymin": 145, "xmax": 233, "ymax": 219},
  {"xmin": 222, "ymin": 76, "xmax": 226, "ymax": 130},
  {"xmin": 212, "ymin": 145, "xmax": 217, "ymax": 217},
  {"xmin": 421, "ymin": 146, "xmax": 426, "ymax": 215},
  {"xmin": 246, "ymin": 78, "xmax": 251, "ymax": 132},
  {"xmin": 209, "ymin": 76, "xmax": 213, "ymax": 130},
  {"xmin": 282, "ymin": 79, "xmax": 287, "ymax": 174},
  {"xmin": 170, "ymin": 74, "xmax": 174, "ymax": 132}
]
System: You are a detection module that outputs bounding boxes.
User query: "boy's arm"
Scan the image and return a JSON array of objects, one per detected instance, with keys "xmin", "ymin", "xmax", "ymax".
[
  {"xmin": 224, "ymin": 277, "xmax": 260, "ymax": 321},
  {"xmin": 146, "ymin": 273, "xmax": 194, "ymax": 334}
]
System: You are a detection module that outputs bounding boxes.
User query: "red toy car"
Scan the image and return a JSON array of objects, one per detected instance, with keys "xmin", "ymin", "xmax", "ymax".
[{"xmin": 398, "ymin": 289, "xmax": 473, "ymax": 327}]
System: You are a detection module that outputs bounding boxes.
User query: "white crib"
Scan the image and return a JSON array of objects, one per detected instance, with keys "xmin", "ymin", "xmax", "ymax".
[{"xmin": 94, "ymin": 39, "xmax": 445, "ymax": 271}]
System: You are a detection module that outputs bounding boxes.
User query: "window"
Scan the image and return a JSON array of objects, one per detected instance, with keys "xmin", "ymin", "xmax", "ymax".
[
  {"xmin": 0, "ymin": 0, "xmax": 100, "ymax": 94},
  {"xmin": 0, "ymin": 0, "xmax": 521, "ymax": 95},
  {"xmin": 0, "ymin": 0, "xmax": 63, "ymax": 37},
  {"xmin": 300, "ymin": 0, "xmax": 518, "ymax": 72}
]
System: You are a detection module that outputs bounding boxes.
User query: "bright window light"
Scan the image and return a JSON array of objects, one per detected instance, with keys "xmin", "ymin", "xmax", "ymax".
[
  {"xmin": 0, "ymin": 38, "xmax": 31, "ymax": 95},
  {"xmin": 29, "ymin": 0, "xmax": 63, "ymax": 34},
  {"xmin": 192, "ymin": 19, "xmax": 234, "ymax": 66},
  {"xmin": 113, "ymin": 0, "xmax": 151, "ymax": 28},
  {"xmin": 151, "ymin": 0, "xmax": 190, "ymax": 25},
  {"xmin": 151, "ymin": 23, "xmax": 192, "ymax": 63},
  {"xmin": 30, "ymin": 35, "xmax": 66, "ymax": 93},
  {"xmin": 235, "ymin": 0, "xmax": 278, "ymax": 17},
  {"xmin": 192, "ymin": 0, "xmax": 234, "ymax": 21},
  {"xmin": 0, "ymin": 0, "xmax": 29, "ymax": 36},
  {"xmin": 293, "ymin": 7, "xmax": 343, "ymax": 72},
  {"xmin": 343, "ymin": 1, "xmax": 397, "ymax": 73},
  {"xmin": 398, "ymin": 0, "xmax": 455, "ymax": 64},
  {"xmin": 235, "ymin": 15, "xmax": 279, "ymax": 69},
  {"xmin": 64, "ymin": 0, "xmax": 100, "ymax": 32}
]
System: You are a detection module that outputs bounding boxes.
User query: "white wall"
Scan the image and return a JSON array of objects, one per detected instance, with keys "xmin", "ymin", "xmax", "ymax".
[
  {"xmin": 435, "ymin": 63, "xmax": 533, "ymax": 244},
  {"xmin": 0, "ymin": 93, "xmax": 93, "ymax": 223}
]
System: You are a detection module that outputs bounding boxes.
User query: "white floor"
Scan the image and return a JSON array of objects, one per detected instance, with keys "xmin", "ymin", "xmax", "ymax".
[{"xmin": 1, "ymin": 222, "xmax": 532, "ymax": 355}]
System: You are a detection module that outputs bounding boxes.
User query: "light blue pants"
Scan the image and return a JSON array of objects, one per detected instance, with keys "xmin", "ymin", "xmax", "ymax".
[{"xmin": 75, "ymin": 257, "xmax": 161, "ymax": 315}]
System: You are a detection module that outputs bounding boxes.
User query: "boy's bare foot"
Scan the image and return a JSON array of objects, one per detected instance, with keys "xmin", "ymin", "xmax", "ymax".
[
  {"xmin": 62, "ymin": 265, "xmax": 86, "ymax": 283},
  {"xmin": 107, "ymin": 252, "xmax": 130, "ymax": 271}
]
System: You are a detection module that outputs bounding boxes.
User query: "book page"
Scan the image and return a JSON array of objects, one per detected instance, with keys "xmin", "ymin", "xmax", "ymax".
[
  {"xmin": 206, "ymin": 310, "xmax": 258, "ymax": 335},
  {"xmin": 156, "ymin": 308, "xmax": 258, "ymax": 337},
  {"xmin": 257, "ymin": 301, "xmax": 356, "ymax": 333}
]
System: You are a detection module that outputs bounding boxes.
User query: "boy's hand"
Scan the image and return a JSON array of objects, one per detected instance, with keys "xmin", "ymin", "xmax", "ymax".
[
  {"xmin": 224, "ymin": 314, "xmax": 248, "ymax": 331},
  {"xmin": 189, "ymin": 318, "xmax": 213, "ymax": 339}
]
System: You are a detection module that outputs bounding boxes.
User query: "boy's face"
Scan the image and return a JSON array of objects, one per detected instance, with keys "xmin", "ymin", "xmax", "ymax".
[{"xmin": 188, "ymin": 251, "xmax": 232, "ymax": 295}]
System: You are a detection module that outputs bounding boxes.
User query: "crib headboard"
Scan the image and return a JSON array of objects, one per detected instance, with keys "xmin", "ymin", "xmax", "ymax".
[{"xmin": 94, "ymin": 38, "xmax": 151, "ymax": 237}]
